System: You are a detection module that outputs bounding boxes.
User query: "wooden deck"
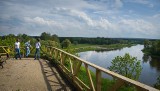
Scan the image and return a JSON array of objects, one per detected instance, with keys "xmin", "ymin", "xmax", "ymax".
[{"xmin": 0, "ymin": 58, "xmax": 74, "ymax": 91}]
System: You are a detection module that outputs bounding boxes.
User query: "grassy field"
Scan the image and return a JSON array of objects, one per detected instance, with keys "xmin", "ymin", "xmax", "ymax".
[{"xmin": 69, "ymin": 43, "xmax": 134, "ymax": 53}]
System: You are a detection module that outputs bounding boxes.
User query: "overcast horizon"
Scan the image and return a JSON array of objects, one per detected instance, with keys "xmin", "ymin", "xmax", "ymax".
[{"xmin": 0, "ymin": 0, "xmax": 160, "ymax": 39}]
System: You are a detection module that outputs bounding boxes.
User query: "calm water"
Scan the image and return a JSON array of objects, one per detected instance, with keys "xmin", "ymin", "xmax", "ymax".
[{"xmin": 78, "ymin": 45, "xmax": 160, "ymax": 86}]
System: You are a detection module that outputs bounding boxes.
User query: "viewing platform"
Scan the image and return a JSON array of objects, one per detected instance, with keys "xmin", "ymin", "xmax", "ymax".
[{"xmin": 0, "ymin": 58, "xmax": 74, "ymax": 91}]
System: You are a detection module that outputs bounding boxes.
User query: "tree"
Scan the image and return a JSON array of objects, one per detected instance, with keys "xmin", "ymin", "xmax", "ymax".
[
  {"xmin": 40, "ymin": 32, "xmax": 51, "ymax": 40},
  {"xmin": 73, "ymin": 41, "xmax": 78, "ymax": 45},
  {"xmin": 154, "ymin": 75, "xmax": 160, "ymax": 90},
  {"xmin": 51, "ymin": 34, "xmax": 60, "ymax": 43},
  {"xmin": 108, "ymin": 53, "xmax": 142, "ymax": 80},
  {"xmin": 143, "ymin": 40, "xmax": 160, "ymax": 56},
  {"xmin": 61, "ymin": 39, "xmax": 71, "ymax": 48},
  {"xmin": 144, "ymin": 40, "xmax": 151, "ymax": 49}
]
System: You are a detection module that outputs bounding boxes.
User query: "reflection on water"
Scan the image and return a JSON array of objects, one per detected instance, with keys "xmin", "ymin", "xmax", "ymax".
[{"xmin": 78, "ymin": 45, "xmax": 160, "ymax": 86}]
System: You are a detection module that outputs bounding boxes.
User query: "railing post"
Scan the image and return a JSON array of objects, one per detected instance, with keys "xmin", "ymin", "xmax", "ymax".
[
  {"xmin": 69, "ymin": 58, "xmax": 73, "ymax": 74},
  {"xmin": 74, "ymin": 61, "xmax": 82, "ymax": 76},
  {"xmin": 96, "ymin": 69, "xmax": 101, "ymax": 91}
]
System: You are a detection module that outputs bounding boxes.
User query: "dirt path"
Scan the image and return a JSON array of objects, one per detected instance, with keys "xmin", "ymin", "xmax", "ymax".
[{"xmin": 0, "ymin": 58, "xmax": 73, "ymax": 91}]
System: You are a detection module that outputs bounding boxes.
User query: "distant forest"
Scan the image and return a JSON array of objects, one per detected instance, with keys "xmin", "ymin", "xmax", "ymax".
[
  {"xmin": 59, "ymin": 37, "xmax": 152, "ymax": 45},
  {"xmin": 0, "ymin": 32, "xmax": 159, "ymax": 46}
]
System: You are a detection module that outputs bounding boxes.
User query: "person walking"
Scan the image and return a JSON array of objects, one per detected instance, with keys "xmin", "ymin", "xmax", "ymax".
[
  {"xmin": 34, "ymin": 38, "xmax": 41, "ymax": 60},
  {"xmin": 15, "ymin": 39, "xmax": 21, "ymax": 59},
  {"xmin": 25, "ymin": 40, "xmax": 31, "ymax": 58}
]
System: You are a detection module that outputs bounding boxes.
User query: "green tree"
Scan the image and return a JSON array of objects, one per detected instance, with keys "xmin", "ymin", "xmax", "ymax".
[
  {"xmin": 73, "ymin": 41, "xmax": 78, "ymax": 45},
  {"xmin": 108, "ymin": 53, "xmax": 142, "ymax": 80},
  {"xmin": 144, "ymin": 40, "xmax": 151, "ymax": 49},
  {"xmin": 61, "ymin": 39, "xmax": 71, "ymax": 48},
  {"xmin": 51, "ymin": 34, "xmax": 60, "ymax": 43},
  {"xmin": 154, "ymin": 75, "xmax": 160, "ymax": 90},
  {"xmin": 40, "ymin": 32, "xmax": 51, "ymax": 40}
]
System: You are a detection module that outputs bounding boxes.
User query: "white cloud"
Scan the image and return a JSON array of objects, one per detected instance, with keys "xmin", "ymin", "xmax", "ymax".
[
  {"xmin": 114, "ymin": 0, "xmax": 123, "ymax": 8},
  {"xmin": 153, "ymin": 14, "xmax": 160, "ymax": 18},
  {"xmin": 0, "ymin": 0, "xmax": 160, "ymax": 39},
  {"xmin": 129, "ymin": 0, "xmax": 149, "ymax": 4},
  {"xmin": 149, "ymin": 4, "xmax": 154, "ymax": 8},
  {"xmin": 118, "ymin": 19, "xmax": 157, "ymax": 36}
]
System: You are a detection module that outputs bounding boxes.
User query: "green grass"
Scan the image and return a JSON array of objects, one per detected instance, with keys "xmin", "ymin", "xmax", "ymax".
[{"xmin": 68, "ymin": 43, "xmax": 134, "ymax": 53}]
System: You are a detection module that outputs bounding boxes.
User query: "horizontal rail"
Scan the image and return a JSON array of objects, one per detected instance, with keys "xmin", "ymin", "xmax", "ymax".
[{"xmin": 43, "ymin": 46, "xmax": 159, "ymax": 91}]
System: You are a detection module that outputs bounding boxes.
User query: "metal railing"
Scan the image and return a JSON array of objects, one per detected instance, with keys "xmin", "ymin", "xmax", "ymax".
[{"xmin": 43, "ymin": 46, "xmax": 159, "ymax": 91}]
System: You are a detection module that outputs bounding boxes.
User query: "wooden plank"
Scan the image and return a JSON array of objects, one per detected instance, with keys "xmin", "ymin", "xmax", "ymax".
[
  {"xmin": 85, "ymin": 63, "xmax": 95, "ymax": 91},
  {"xmin": 2, "ymin": 47, "xmax": 8, "ymax": 53},
  {"xmin": 59, "ymin": 64, "xmax": 71, "ymax": 75},
  {"xmin": 75, "ymin": 76, "xmax": 90, "ymax": 91},
  {"xmin": 61, "ymin": 53, "xmax": 66, "ymax": 65},
  {"xmin": 96, "ymin": 69, "xmax": 101, "ymax": 91},
  {"xmin": 59, "ymin": 52, "xmax": 62, "ymax": 64},
  {"xmin": 136, "ymin": 85, "xmax": 148, "ymax": 91},
  {"xmin": 69, "ymin": 58, "xmax": 73, "ymax": 74}
]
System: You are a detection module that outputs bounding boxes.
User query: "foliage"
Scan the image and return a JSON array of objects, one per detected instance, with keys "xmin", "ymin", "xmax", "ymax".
[
  {"xmin": 108, "ymin": 53, "xmax": 142, "ymax": 80},
  {"xmin": 154, "ymin": 75, "xmax": 160, "ymax": 90},
  {"xmin": 40, "ymin": 32, "xmax": 60, "ymax": 43},
  {"xmin": 73, "ymin": 41, "xmax": 78, "ymax": 45},
  {"xmin": 41, "ymin": 40, "xmax": 60, "ymax": 48},
  {"xmin": 40, "ymin": 32, "xmax": 52, "ymax": 40},
  {"xmin": 51, "ymin": 34, "xmax": 60, "ymax": 43},
  {"xmin": 59, "ymin": 37, "xmax": 145, "ymax": 45},
  {"xmin": 143, "ymin": 40, "xmax": 160, "ymax": 56},
  {"xmin": 61, "ymin": 39, "xmax": 71, "ymax": 48},
  {"xmin": 0, "ymin": 33, "xmax": 61, "ymax": 56}
]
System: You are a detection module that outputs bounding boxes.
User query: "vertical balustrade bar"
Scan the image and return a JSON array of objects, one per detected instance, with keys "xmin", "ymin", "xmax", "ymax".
[
  {"xmin": 96, "ymin": 69, "xmax": 101, "ymax": 91},
  {"xmin": 85, "ymin": 64, "xmax": 95, "ymax": 91},
  {"xmin": 69, "ymin": 58, "xmax": 73, "ymax": 74},
  {"xmin": 74, "ymin": 61, "xmax": 82, "ymax": 76}
]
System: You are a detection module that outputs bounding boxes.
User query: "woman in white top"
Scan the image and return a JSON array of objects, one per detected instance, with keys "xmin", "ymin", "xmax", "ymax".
[
  {"xmin": 15, "ymin": 39, "xmax": 21, "ymax": 59},
  {"xmin": 34, "ymin": 38, "xmax": 41, "ymax": 60}
]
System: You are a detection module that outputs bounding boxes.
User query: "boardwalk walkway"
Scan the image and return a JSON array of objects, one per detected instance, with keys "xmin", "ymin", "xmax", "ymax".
[{"xmin": 0, "ymin": 58, "xmax": 73, "ymax": 91}]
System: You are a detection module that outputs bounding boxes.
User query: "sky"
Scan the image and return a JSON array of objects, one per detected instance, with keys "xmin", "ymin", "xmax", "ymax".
[{"xmin": 0, "ymin": 0, "xmax": 160, "ymax": 39}]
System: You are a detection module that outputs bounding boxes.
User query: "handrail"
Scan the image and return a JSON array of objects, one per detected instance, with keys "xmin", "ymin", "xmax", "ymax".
[
  {"xmin": 43, "ymin": 46, "xmax": 159, "ymax": 91},
  {"xmin": 0, "ymin": 46, "xmax": 10, "ymax": 57}
]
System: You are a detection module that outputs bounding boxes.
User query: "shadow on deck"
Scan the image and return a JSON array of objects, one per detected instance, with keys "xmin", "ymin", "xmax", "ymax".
[{"xmin": 39, "ymin": 59, "xmax": 76, "ymax": 91}]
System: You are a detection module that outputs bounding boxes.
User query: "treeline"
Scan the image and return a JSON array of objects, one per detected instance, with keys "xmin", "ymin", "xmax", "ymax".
[
  {"xmin": 142, "ymin": 40, "xmax": 160, "ymax": 56},
  {"xmin": 0, "ymin": 32, "xmax": 70, "ymax": 49},
  {"xmin": 1, "ymin": 32, "xmax": 159, "ymax": 49},
  {"xmin": 59, "ymin": 37, "xmax": 145, "ymax": 45}
]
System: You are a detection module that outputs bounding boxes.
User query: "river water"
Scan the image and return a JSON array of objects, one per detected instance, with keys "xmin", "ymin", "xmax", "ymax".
[{"xmin": 78, "ymin": 45, "xmax": 160, "ymax": 86}]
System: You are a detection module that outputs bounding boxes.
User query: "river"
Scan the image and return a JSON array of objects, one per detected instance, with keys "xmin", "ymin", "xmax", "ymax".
[{"xmin": 78, "ymin": 45, "xmax": 160, "ymax": 87}]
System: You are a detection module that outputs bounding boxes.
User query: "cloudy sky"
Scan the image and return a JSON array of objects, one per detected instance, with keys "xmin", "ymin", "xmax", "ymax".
[{"xmin": 0, "ymin": 0, "xmax": 160, "ymax": 39}]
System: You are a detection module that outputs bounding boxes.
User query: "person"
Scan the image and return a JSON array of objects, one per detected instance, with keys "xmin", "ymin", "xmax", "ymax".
[
  {"xmin": 15, "ymin": 39, "xmax": 21, "ymax": 59},
  {"xmin": 25, "ymin": 40, "xmax": 31, "ymax": 58},
  {"xmin": 34, "ymin": 38, "xmax": 41, "ymax": 60}
]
